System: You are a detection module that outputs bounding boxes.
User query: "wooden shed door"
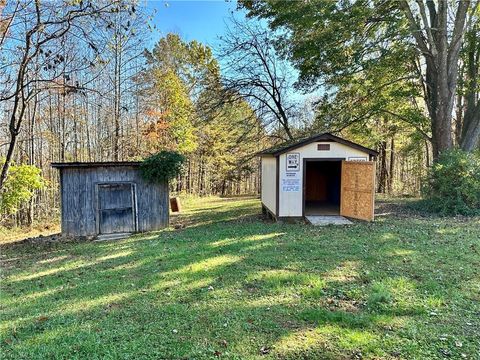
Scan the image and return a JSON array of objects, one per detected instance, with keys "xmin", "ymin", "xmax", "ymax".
[
  {"xmin": 340, "ymin": 161, "xmax": 375, "ymax": 221},
  {"xmin": 97, "ymin": 183, "xmax": 136, "ymax": 234}
]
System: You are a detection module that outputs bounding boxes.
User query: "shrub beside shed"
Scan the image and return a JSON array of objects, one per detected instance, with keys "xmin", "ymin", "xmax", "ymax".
[
  {"xmin": 51, "ymin": 162, "xmax": 169, "ymax": 238},
  {"xmin": 259, "ymin": 133, "xmax": 378, "ymax": 221}
]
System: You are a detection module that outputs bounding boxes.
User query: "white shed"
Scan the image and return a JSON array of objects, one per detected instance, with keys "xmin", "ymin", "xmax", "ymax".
[{"xmin": 259, "ymin": 133, "xmax": 378, "ymax": 221}]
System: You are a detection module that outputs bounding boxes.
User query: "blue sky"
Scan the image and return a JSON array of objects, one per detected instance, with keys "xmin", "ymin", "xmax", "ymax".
[
  {"xmin": 144, "ymin": 1, "xmax": 319, "ymax": 103},
  {"xmin": 146, "ymin": 0, "xmax": 242, "ymax": 48}
]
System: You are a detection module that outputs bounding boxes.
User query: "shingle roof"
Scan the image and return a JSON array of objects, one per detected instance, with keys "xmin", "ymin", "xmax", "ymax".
[{"xmin": 258, "ymin": 133, "xmax": 378, "ymax": 157}]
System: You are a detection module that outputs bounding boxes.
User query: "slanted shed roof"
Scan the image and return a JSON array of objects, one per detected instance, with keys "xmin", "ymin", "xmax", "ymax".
[
  {"xmin": 258, "ymin": 133, "xmax": 378, "ymax": 157},
  {"xmin": 51, "ymin": 161, "xmax": 142, "ymax": 169}
]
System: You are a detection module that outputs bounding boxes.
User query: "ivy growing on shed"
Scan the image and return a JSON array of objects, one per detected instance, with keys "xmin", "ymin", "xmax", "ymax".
[{"xmin": 140, "ymin": 151, "xmax": 185, "ymax": 184}]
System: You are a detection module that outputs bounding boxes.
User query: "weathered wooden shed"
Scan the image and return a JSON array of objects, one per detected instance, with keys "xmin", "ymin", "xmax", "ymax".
[
  {"xmin": 51, "ymin": 162, "xmax": 169, "ymax": 238},
  {"xmin": 258, "ymin": 133, "xmax": 378, "ymax": 221}
]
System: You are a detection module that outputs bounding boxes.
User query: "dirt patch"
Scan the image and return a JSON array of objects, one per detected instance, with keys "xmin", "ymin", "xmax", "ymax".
[
  {"xmin": 375, "ymin": 199, "xmax": 428, "ymax": 219},
  {"xmin": 0, "ymin": 233, "xmax": 84, "ymax": 251},
  {"xmin": 0, "ymin": 223, "xmax": 60, "ymax": 245}
]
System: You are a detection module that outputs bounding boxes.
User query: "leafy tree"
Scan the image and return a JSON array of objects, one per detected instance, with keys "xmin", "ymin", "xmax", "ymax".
[
  {"xmin": 140, "ymin": 33, "xmax": 265, "ymax": 196},
  {"xmin": 239, "ymin": 0, "xmax": 479, "ymax": 159},
  {"xmin": 141, "ymin": 34, "xmax": 222, "ymax": 155},
  {"xmin": 0, "ymin": 160, "xmax": 45, "ymax": 218},
  {"xmin": 457, "ymin": 17, "xmax": 480, "ymax": 151},
  {"xmin": 148, "ymin": 33, "xmax": 220, "ymax": 99},
  {"xmin": 143, "ymin": 68, "xmax": 197, "ymax": 154},
  {"xmin": 197, "ymin": 93, "xmax": 263, "ymax": 194}
]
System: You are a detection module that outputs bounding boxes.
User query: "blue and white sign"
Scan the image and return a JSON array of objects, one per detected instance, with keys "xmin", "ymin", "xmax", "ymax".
[{"xmin": 282, "ymin": 178, "xmax": 300, "ymax": 192}]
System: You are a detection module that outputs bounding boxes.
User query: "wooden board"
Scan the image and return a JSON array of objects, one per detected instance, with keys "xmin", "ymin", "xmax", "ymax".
[
  {"xmin": 170, "ymin": 197, "xmax": 182, "ymax": 212},
  {"xmin": 340, "ymin": 161, "xmax": 375, "ymax": 221}
]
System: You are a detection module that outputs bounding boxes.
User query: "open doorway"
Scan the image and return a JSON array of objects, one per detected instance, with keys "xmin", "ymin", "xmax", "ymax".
[{"xmin": 304, "ymin": 160, "xmax": 342, "ymax": 216}]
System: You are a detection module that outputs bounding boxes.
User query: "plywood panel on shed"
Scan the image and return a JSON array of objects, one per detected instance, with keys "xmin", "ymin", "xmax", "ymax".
[{"xmin": 340, "ymin": 161, "xmax": 375, "ymax": 221}]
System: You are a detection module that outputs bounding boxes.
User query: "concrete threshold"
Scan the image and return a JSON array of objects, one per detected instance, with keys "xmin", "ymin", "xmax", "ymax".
[
  {"xmin": 95, "ymin": 232, "xmax": 132, "ymax": 241},
  {"xmin": 305, "ymin": 216, "xmax": 353, "ymax": 226}
]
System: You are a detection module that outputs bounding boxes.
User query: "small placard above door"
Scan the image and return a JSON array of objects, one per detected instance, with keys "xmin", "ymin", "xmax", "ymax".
[{"xmin": 347, "ymin": 156, "xmax": 368, "ymax": 161}]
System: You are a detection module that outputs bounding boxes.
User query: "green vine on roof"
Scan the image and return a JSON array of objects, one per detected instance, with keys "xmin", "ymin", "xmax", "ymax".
[{"xmin": 140, "ymin": 151, "xmax": 185, "ymax": 184}]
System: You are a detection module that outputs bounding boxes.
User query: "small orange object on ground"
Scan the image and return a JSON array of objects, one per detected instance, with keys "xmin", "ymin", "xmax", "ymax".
[{"xmin": 170, "ymin": 197, "xmax": 182, "ymax": 212}]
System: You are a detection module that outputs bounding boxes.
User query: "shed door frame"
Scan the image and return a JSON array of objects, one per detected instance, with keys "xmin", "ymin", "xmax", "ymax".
[
  {"xmin": 301, "ymin": 158, "xmax": 345, "ymax": 217},
  {"xmin": 95, "ymin": 182, "xmax": 138, "ymax": 235}
]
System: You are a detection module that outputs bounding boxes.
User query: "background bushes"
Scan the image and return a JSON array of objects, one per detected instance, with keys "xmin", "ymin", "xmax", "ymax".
[{"xmin": 421, "ymin": 149, "xmax": 480, "ymax": 215}]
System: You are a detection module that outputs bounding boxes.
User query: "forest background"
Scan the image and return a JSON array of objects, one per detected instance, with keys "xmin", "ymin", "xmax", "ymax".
[{"xmin": 1, "ymin": 0, "xmax": 479, "ymax": 229}]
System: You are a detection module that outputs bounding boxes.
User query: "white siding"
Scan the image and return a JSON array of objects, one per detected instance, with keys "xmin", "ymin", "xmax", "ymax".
[
  {"xmin": 278, "ymin": 142, "xmax": 369, "ymax": 217},
  {"xmin": 261, "ymin": 156, "xmax": 277, "ymax": 214}
]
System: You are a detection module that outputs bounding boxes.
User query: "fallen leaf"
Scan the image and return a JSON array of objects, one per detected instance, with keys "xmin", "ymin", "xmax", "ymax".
[
  {"xmin": 440, "ymin": 348, "xmax": 451, "ymax": 357},
  {"xmin": 259, "ymin": 346, "xmax": 270, "ymax": 355}
]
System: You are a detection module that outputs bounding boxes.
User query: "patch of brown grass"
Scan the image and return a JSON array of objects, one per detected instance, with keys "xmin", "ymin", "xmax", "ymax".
[{"xmin": 0, "ymin": 222, "xmax": 60, "ymax": 245}]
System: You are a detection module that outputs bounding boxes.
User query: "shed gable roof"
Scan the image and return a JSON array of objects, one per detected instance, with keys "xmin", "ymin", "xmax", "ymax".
[{"xmin": 258, "ymin": 133, "xmax": 378, "ymax": 157}]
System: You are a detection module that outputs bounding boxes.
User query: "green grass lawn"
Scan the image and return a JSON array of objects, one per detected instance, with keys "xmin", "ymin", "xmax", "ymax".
[{"xmin": 1, "ymin": 197, "xmax": 479, "ymax": 359}]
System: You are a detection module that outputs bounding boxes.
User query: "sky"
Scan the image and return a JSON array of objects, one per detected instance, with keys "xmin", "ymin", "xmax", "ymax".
[
  {"xmin": 144, "ymin": 1, "xmax": 319, "ymax": 103},
  {"xmin": 146, "ymin": 0, "xmax": 243, "ymax": 49}
]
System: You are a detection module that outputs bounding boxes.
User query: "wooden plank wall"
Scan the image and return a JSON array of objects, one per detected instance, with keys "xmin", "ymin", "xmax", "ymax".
[{"xmin": 60, "ymin": 166, "xmax": 168, "ymax": 237}]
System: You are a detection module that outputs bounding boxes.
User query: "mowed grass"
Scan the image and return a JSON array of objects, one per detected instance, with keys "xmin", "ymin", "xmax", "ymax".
[{"xmin": 1, "ymin": 197, "xmax": 479, "ymax": 360}]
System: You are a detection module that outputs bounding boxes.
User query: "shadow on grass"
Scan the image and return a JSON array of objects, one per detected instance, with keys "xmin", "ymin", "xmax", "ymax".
[{"xmin": 1, "ymin": 197, "xmax": 479, "ymax": 359}]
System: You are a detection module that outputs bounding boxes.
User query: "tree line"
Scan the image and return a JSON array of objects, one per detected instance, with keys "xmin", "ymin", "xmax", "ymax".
[
  {"xmin": 1, "ymin": 0, "xmax": 478, "ymax": 226},
  {"xmin": 239, "ymin": 0, "xmax": 480, "ymax": 156},
  {"xmin": 0, "ymin": 1, "xmax": 265, "ymax": 226}
]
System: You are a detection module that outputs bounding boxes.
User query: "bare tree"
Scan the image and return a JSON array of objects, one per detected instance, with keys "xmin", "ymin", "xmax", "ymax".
[
  {"xmin": 0, "ymin": 0, "xmax": 131, "ymax": 190},
  {"xmin": 219, "ymin": 17, "xmax": 296, "ymax": 140}
]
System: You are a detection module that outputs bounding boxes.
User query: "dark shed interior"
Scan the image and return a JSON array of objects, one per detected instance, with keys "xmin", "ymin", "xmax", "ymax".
[{"xmin": 304, "ymin": 161, "xmax": 342, "ymax": 215}]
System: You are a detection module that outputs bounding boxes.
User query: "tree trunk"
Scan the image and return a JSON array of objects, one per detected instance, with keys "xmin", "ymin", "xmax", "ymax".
[
  {"xmin": 377, "ymin": 140, "xmax": 387, "ymax": 193},
  {"xmin": 460, "ymin": 119, "xmax": 480, "ymax": 151},
  {"xmin": 425, "ymin": 139, "xmax": 431, "ymax": 168},
  {"xmin": 0, "ymin": 134, "xmax": 18, "ymax": 190},
  {"xmin": 388, "ymin": 138, "xmax": 395, "ymax": 194},
  {"xmin": 426, "ymin": 56, "xmax": 455, "ymax": 159},
  {"xmin": 459, "ymin": 26, "xmax": 480, "ymax": 151},
  {"xmin": 401, "ymin": 0, "xmax": 470, "ymax": 160}
]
